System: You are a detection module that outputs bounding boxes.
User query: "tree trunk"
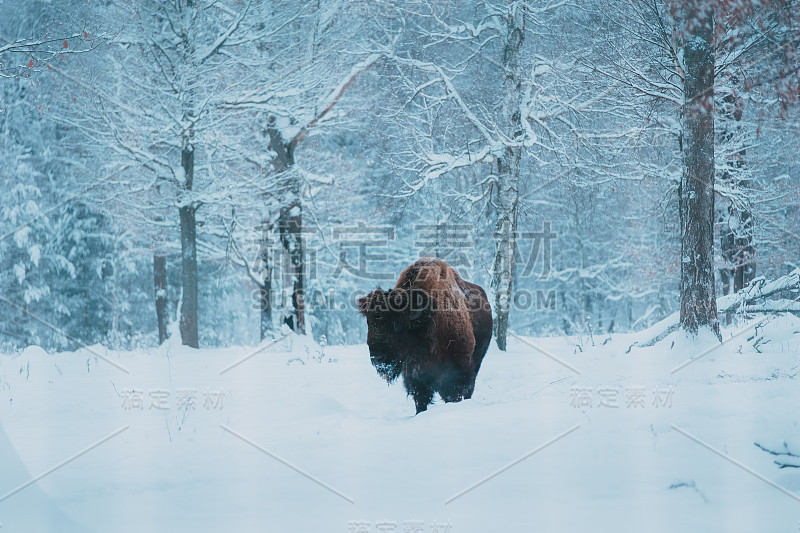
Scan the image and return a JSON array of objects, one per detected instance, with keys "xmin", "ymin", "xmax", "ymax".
[
  {"xmin": 719, "ymin": 89, "xmax": 755, "ymax": 296},
  {"xmin": 721, "ymin": 208, "xmax": 755, "ymax": 294},
  {"xmin": 735, "ymin": 210, "xmax": 755, "ymax": 291},
  {"xmin": 154, "ymin": 253, "xmax": 168, "ymax": 345},
  {"xmin": 258, "ymin": 221, "xmax": 274, "ymax": 340},
  {"xmin": 279, "ymin": 203, "xmax": 305, "ymax": 334},
  {"xmin": 679, "ymin": 3, "xmax": 720, "ymax": 338},
  {"xmin": 491, "ymin": 7, "xmax": 524, "ymax": 351},
  {"xmin": 267, "ymin": 118, "xmax": 305, "ymax": 335},
  {"xmin": 179, "ymin": 145, "xmax": 199, "ymax": 348}
]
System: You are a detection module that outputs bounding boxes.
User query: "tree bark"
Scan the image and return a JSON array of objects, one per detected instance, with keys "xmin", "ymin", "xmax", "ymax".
[
  {"xmin": 258, "ymin": 221, "xmax": 274, "ymax": 340},
  {"xmin": 492, "ymin": 7, "xmax": 524, "ymax": 351},
  {"xmin": 267, "ymin": 118, "xmax": 305, "ymax": 335},
  {"xmin": 279, "ymin": 203, "xmax": 305, "ymax": 334},
  {"xmin": 679, "ymin": 3, "xmax": 720, "ymax": 338},
  {"xmin": 179, "ymin": 144, "xmax": 199, "ymax": 348},
  {"xmin": 719, "ymin": 90, "xmax": 755, "ymax": 296},
  {"xmin": 176, "ymin": 11, "xmax": 201, "ymax": 349},
  {"xmin": 154, "ymin": 253, "xmax": 168, "ymax": 345}
]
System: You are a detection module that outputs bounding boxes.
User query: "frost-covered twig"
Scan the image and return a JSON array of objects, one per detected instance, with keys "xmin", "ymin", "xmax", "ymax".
[{"xmin": 754, "ymin": 442, "xmax": 800, "ymax": 469}]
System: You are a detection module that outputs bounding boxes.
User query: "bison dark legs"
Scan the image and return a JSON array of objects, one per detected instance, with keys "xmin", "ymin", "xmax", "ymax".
[
  {"xmin": 462, "ymin": 375, "xmax": 478, "ymax": 400},
  {"xmin": 437, "ymin": 364, "xmax": 476, "ymax": 403},
  {"xmin": 404, "ymin": 375, "xmax": 435, "ymax": 414}
]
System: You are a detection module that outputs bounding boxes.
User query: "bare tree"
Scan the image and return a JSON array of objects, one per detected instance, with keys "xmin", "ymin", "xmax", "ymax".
[
  {"xmin": 383, "ymin": 1, "xmax": 603, "ymax": 348},
  {"xmin": 222, "ymin": 2, "xmax": 381, "ymax": 337},
  {"xmin": 491, "ymin": 4, "xmax": 525, "ymax": 351},
  {"xmin": 49, "ymin": 0, "xmax": 257, "ymax": 347}
]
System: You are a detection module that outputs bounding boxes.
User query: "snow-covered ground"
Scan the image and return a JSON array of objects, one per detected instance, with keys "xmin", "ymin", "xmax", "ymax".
[{"xmin": 1, "ymin": 316, "xmax": 799, "ymax": 532}]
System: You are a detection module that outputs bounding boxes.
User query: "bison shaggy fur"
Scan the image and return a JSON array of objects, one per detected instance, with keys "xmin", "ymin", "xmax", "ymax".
[{"xmin": 358, "ymin": 258, "xmax": 492, "ymax": 414}]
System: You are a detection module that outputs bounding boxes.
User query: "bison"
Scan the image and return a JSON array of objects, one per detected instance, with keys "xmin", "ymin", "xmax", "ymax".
[{"xmin": 358, "ymin": 258, "xmax": 492, "ymax": 414}]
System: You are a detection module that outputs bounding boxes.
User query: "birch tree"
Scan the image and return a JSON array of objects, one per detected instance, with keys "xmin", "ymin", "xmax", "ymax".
[
  {"xmin": 382, "ymin": 0, "xmax": 607, "ymax": 348},
  {"xmin": 489, "ymin": 4, "xmax": 525, "ymax": 351}
]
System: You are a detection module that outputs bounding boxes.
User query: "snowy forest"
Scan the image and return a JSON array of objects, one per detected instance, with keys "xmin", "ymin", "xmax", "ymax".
[
  {"xmin": 3, "ymin": 1, "xmax": 800, "ymax": 532},
  {"xmin": 1, "ymin": 0, "xmax": 798, "ymax": 351}
]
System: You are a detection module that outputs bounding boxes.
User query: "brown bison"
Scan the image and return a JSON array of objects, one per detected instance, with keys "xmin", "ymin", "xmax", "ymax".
[{"xmin": 358, "ymin": 258, "xmax": 492, "ymax": 414}]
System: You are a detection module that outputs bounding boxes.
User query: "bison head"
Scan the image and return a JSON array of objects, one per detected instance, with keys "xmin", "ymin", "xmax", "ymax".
[{"xmin": 358, "ymin": 288, "xmax": 432, "ymax": 383}]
